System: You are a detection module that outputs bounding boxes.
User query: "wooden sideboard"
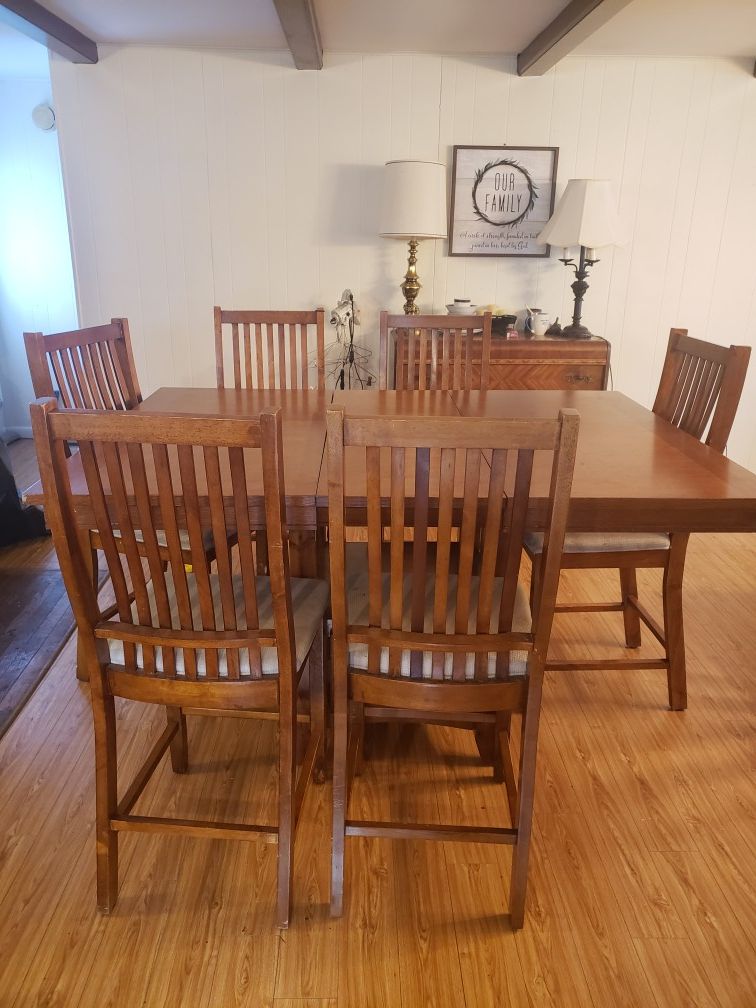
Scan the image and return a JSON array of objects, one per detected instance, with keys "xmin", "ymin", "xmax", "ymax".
[{"xmin": 393, "ymin": 332, "xmax": 610, "ymax": 391}]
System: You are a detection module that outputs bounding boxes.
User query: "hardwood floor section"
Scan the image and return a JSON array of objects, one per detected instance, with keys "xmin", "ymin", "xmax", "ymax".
[
  {"xmin": 0, "ymin": 440, "xmax": 69, "ymax": 739},
  {"xmin": 0, "ymin": 532, "xmax": 754, "ymax": 1007},
  {"xmin": 0, "ymin": 441, "xmax": 55, "ymax": 572}
]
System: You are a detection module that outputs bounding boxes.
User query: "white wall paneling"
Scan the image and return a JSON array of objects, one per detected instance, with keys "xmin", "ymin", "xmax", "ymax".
[
  {"xmin": 50, "ymin": 49, "xmax": 756, "ymax": 469},
  {"xmin": 0, "ymin": 76, "xmax": 78, "ymax": 437}
]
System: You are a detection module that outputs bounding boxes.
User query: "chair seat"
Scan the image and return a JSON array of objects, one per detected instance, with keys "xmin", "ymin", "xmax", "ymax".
[
  {"xmin": 523, "ymin": 530, "xmax": 671, "ymax": 555},
  {"xmin": 346, "ymin": 566, "xmax": 531, "ymax": 679},
  {"xmin": 106, "ymin": 571, "xmax": 329, "ymax": 677}
]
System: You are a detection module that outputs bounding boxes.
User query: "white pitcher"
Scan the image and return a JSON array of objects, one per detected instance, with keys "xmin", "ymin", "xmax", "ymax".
[{"xmin": 525, "ymin": 307, "xmax": 548, "ymax": 337}]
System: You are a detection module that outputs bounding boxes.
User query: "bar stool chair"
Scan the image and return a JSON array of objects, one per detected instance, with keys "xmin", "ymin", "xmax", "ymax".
[
  {"xmin": 379, "ymin": 311, "xmax": 493, "ymax": 391},
  {"xmin": 31, "ymin": 400, "xmax": 328, "ymax": 928},
  {"xmin": 526, "ymin": 328, "xmax": 751, "ymax": 710},
  {"xmin": 326, "ymin": 405, "xmax": 579, "ymax": 928}
]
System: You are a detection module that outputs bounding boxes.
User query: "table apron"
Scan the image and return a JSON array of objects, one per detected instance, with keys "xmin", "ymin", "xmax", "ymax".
[
  {"xmin": 67, "ymin": 496, "xmax": 318, "ymax": 532},
  {"xmin": 315, "ymin": 498, "xmax": 756, "ymax": 534}
]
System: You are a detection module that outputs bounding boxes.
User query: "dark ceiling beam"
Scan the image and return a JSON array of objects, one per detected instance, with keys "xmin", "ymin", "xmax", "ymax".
[
  {"xmin": 0, "ymin": 0, "xmax": 97, "ymax": 63},
  {"xmin": 272, "ymin": 0, "xmax": 322, "ymax": 70},
  {"xmin": 517, "ymin": 0, "xmax": 633, "ymax": 77}
]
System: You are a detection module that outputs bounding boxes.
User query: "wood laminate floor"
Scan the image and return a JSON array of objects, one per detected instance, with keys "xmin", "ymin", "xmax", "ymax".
[
  {"xmin": 0, "ymin": 459, "xmax": 754, "ymax": 1005},
  {"xmin": 0, "ymin": 441, "xmax": 71, "ymax": 740}
]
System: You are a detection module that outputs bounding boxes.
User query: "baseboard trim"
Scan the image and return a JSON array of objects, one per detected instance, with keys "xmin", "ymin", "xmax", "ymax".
[{"xmin": 3, "ymin": 426, "xmax": 33, "ymax": 441}]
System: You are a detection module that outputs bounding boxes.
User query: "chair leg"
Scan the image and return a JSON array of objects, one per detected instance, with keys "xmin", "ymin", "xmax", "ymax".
[
  {"xmin": 255, "ymin": 530, "xmax": 270, "ymax": 576},
  {"xmin": 492, "ymin": 711, "xmax": 511, "ymax": 784},
  {"xmin": 474, "ymin": 725, "xmax": 496, "ymax": 767},
  {"xmin": 330, "ymin": 682, "xmax": 348, "ymax": 917},
  {"xmin": 619, "ymin": 567, "xmax": 642, "ymax": 648},
  {"xmin": 277, "ymin": 701, "xmax": 297, "ymax": 929},
  {"xmin": 509, "ymin": 829, "xmax": 531, "ymax": 930},
  {"xmin": 529, "ymin": 555, "xmax": 542, "ymax": 617},
  {"xmin": 352, "ymin": 700, "xmax": 365, "ymax": 777},
  {"xmin": 309, "ymin": 625, "xmax": 326, "ymax": 784},
  {"xmin": 166, "ymin": 706, "xmax": 188, "ymax": 773},
  {"xmin": 92, "ymin": 690, "xmax": 119, "ymax": 913},
  {"xmin": 663, "ymin": 534, "xmax": 689, "ymax": 711},
  {"xmin": 508, "ymin": 689, "xmax": 543, "ymax": 930}
]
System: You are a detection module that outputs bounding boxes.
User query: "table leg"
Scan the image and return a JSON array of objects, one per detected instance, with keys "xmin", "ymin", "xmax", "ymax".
[
  {"xmin": 315, "ymin": 525, "xmax": 329, "ymax": 581},
  {"xmin": 288, "ymin": 530, "xmax": 318, "ymax": 578},
  {"xmin": 76, "ymin": 528, "xmax": 96, "ymax": 682},
  {"xmin": 664, "ymin": 532, "xmax": 689, "ymax": 711}
]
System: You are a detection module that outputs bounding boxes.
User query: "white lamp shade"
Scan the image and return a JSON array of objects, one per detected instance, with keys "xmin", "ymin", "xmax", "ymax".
[
  {"xmin": 379, "ymin": 160, "xmax": 447, "ymax": 240},
  {"xmin": 538, "ymin": 179, "xmax": 620, "ymax": 249}
]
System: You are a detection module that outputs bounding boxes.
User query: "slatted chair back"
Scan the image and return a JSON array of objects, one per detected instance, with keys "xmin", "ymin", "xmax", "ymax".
[
  {"xmin": 653, "ymin": 328, "xmax": 751, "ymax": 453},
  {"xmin": 379, "ymin": 311, "xmax": 493, "ymax": 392},
  {"xmin": 31, "ymin": 400, "xmax": 298, "ymax": 694},
  {"xmin": 24, "ymin": 319, "xmax": 142, "ymax": 412},
  {"xmin": 327, "ymin": 408, "xmax": 579, "ymax": 689},
  {"xmin": 214, "ymin": 307, "xmax": 326, "ymax": 392}
]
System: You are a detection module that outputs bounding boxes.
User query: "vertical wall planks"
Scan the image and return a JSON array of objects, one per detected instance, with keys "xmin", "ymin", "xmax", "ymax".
[
  {"xmin": 51, "ymin": 50, "xmax": 756, "ymax": 470},
  {"xmin": 119, "ymin": 47, "xmax": 175, "ymax": 393}
]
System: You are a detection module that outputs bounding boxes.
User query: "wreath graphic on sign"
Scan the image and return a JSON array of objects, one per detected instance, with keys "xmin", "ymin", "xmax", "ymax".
[{"xmin": 471, "ymin": 158, "xmax": 538, "ymax": 228}]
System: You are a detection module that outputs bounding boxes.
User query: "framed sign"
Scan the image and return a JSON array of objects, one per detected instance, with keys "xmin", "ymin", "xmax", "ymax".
[{"xmin": 448, "ymin": 145, "xmax": 559, "ymax": 257}]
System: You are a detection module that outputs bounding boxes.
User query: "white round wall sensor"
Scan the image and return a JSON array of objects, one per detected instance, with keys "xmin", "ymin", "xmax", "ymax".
[{"xmin": 32, "ymin": 104, "xmax": 56, "ymax": 131}]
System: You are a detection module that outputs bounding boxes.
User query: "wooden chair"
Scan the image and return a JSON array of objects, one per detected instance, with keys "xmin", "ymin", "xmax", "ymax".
[
  {"xmin": 24, "ymin": 320, "xmax": 231, "ymax": 584},
  {"xmin": 30, "ymin": 399, "xmax": 328, "ymax": 929},
  {"xmin": 526, "ymin": 328, "xmax": 751, "ymax": 711},
  {"xmin": 214, "ymin": 308, "xmax": 326, "ymax": 391},
  {"xmin": 326, "ymin": 406, "xmax": 579, "ymax": 928},
  {"xmin": 378, "ymin": 311, "xmax": 493, "ymax": 391},
  {"xmin": 24, "ymin": 318, "xmax": 142, "ymax": 412},
  {"xmin": 214, "ymin": 307, "xmax": 325, "ymax": 575}
]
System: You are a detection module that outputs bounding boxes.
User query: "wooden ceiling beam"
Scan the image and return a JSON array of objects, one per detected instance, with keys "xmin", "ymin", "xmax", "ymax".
[
  {"xmin": 0, "ymin": 0, "xmax": 97, "ymax": 63},
  {"xmin": 272, "ymin": 0, "xmax": 322, "ymax": 70},
  {"xmin": 517, "ymin": 0, "xmax": 633, "ymax": 77}
]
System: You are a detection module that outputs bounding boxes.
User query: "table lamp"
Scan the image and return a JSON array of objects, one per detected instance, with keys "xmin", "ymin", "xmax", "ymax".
[
  {"xmin": 538, "ymin": 179, "xmax": 620, "ymax": 339},
  {"xmin": 379, "ymin": 160, "xmax": 447, "ymax": 315}
]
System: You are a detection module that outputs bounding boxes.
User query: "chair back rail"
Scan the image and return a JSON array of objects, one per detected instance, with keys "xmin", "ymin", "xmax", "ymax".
[
  {"xmin": 214, "ymin": 307, "xmax": 326, "ymax": 392},
  {"xmin": 326, "ymin": 409, "xmax": 579, "ymax": 686},
  {"xmin": 652, "ymin": 328, "xmax": 751, "ymax": 452},
  {"xmin": 30, "ymin": 400, "xmax": 297, "ymax": 688},
  {"xmin": 379, "ymin": 312, "xmax": 493, "ymax": 391},
  {"xmin": 24, "ymin": 319, "xmax": 141, "ymax": 412}
]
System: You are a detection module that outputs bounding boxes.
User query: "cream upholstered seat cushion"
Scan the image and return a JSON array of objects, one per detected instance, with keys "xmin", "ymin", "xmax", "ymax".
[
  {"xmin": 523, "ymin": 530, "xmax": 671, "ymax": 555},
  {"xmin": 345, "ymin": 566, "xmax": 531, "ymax": 679},
  {"xmin": 106, "ymin": 572, "xmax": 329, "ymax": 677}
]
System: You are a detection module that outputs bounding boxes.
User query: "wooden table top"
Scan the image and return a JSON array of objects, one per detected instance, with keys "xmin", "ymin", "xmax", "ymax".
[
  {"xmin": 321, "ymin": 389, "xmax": 492, "ymax": 504},
  {"xmin": 450, "ymin": 390, "xmax": 756, "ymax": 532},
  {"xmin": 25, "ymin": 386, "xmax": 756, "ymax": 535},
  {"xmin": 24, "ymin": 387, "xmax": 327, "ymax": 527},
  {"xmin": 135, "ymin": 387, "xmax": 326, "ymax": 514},
  {"xmin": 317, "ymin": 389, "xmax": 756, "ymax": 533}
]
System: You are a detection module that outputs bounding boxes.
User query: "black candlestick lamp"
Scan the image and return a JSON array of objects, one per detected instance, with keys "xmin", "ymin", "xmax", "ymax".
[
  {"xmin": 538, "ymin": 179, "xmax": 620, "ymax": 340},
  {"xmin": 558, "ymin": 245, "xmax": 600, "ymax": 339}
]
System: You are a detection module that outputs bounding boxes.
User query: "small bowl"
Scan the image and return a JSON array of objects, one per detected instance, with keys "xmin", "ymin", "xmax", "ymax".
[
  {"xmin": 446, "ymin": 303, "xmax": 478, "ymax": 315},
  {"xmin": 491, "ymin": 314, "xmax": 518, "ymax": 334}
]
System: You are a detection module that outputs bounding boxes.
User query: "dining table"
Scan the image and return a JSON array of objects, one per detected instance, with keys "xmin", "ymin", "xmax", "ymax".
[
  {"xmin": 316, "ymin": 387, "xmax": 756, "ymax": 533},
  {"xmin": 28, "ymin": 385, "xmax": 756, "ymax": 550},
  {"xmin": 25, "ymin": 385, "xmax": 756, "ymax": 686}
]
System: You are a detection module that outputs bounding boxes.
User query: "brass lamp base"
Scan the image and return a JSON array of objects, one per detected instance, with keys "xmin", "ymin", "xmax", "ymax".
[{"xmin": 400, "ymin": 238, "xmax": 421, "ymax": 315}]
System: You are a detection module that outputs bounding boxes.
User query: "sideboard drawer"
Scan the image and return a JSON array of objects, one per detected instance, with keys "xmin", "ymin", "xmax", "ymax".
[
  {"xmin": 488, "ymin": 361, "xmax": 606, "ymax": 390},
  {"xmin": 392, "ymin": 332, "xmax": 610, "ymax": 391}
]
